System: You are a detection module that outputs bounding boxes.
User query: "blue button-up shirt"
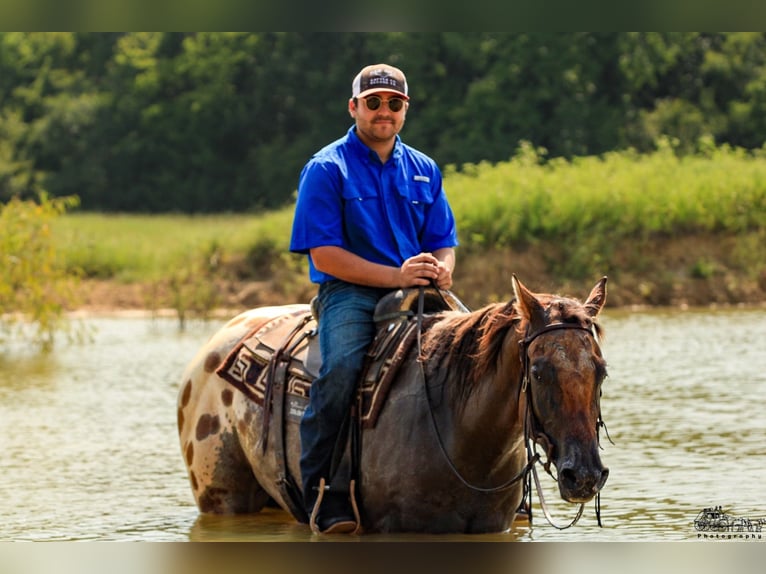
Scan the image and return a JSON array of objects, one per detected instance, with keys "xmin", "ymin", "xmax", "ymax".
[{"xmin": 290, "ymin": 126, "xmax": 458, "ymax": 284}]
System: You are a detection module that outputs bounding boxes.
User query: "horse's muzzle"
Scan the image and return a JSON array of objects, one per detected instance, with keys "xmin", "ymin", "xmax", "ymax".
[{"xmin": 558, "ymin": 462, "xmax": 609, "ymax": 503}]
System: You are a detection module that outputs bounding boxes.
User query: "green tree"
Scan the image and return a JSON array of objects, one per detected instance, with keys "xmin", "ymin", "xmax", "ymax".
[
  {"xmin": 703, "ymin": 33, "xmax": 766, "ymax": 148},
  {"xmin": 5, "ymin": 32, "xmax": 766, "ymax": 214},
  {"xmin": 0, "ymin": 32, "xmax": 110, "ymax": 203}
]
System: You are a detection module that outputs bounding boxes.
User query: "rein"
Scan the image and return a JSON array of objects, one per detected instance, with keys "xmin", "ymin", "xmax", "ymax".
[
  {"xmin": 417, "ymin": 287, "xmax": 605, "ymax": 528},
  {"xmin": 417, "ymin": 288, "xmax": 539, "ymax": 493}
]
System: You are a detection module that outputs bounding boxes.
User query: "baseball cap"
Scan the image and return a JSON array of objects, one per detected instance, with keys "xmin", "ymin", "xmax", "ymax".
[{"xmin": 351, "ymin": 64, "xmax": 409, "ymax": 100}]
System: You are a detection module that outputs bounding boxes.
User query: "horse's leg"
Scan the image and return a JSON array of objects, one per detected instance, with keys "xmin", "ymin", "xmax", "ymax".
[{"xmin": 178, "ymin": 355, "xmax": 270, "ymax": 514}]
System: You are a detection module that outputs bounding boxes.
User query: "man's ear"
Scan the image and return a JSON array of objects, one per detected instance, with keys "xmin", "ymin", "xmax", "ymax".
[{"xmin": 348, "ymin": 97, "xmax": 356, "ymax": 118}]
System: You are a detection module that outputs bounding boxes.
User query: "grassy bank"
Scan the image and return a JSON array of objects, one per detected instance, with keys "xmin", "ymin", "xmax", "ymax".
[{"xmin": 53, "ymin": 142, "xmax": 766, "ymax": 311}]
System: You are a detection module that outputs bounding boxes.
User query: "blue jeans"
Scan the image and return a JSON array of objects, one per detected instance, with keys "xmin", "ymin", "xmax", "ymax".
[{"xmin": 299, "ymin": 280, "xmax": 389, "ymax": 504}]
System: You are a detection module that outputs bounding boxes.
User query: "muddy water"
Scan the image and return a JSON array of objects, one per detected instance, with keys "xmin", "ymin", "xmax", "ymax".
[{"xmin": 1, "ymin": 307, "xmax": 764, "ymax": 542}]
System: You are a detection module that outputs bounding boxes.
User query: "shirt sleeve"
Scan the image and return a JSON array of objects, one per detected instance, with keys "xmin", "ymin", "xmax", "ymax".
[
  {"xmin": 420, "ymin": 168, "xmax": 459, "ymax": 252},
  {"xmin": 289, "ymin": 159, "xmax": 345, "ymax": 254}
]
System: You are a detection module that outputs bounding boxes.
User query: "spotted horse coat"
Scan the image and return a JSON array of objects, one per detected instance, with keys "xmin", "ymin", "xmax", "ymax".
[{"xmin": 176, "ymin": 304, "xmax": 309, "ymax": 515}]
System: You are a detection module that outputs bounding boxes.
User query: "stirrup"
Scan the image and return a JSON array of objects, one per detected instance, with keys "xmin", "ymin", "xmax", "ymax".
[{"xmin": 309, "ymin": 477, "xmax": 362, "ymax": 535}]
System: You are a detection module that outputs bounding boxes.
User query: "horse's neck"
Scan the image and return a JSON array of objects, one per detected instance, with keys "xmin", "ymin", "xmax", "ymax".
[
  {"xmin": 460, "ymin": 334, "xmax": 523, "ymax": 434},
  {"xmin": 424, "ymin": 320, "xmax": 525, "ymax": 457}
]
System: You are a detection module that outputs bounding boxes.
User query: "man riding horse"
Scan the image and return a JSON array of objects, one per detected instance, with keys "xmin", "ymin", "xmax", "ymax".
[
  {"xmin": 289, "ymin": 63, "xmax": 458, "ymax": 533},
  {"xmin": 177, "ymin": 66, "xmax": 610, "ymax": 537}
]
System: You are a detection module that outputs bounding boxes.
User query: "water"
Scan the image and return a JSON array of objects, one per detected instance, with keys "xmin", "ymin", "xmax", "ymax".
[{"xmin": 1, "ymin": 307, "xmax": 764, "ymax": 542}]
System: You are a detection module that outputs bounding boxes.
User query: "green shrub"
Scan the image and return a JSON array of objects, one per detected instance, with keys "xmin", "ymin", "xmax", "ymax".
[
  {"xmin": 0, "ymin": 194, "xmax": 81, "ymax": 349},
  {"xmin": 445, "ymin": 140, "xmax": 766, "ymax": 252}
]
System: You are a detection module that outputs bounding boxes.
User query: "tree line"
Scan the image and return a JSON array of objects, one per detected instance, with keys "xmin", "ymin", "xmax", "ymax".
[{"xmin": 2, "ymin": 32, "xmax": 766, "ymax": 213}]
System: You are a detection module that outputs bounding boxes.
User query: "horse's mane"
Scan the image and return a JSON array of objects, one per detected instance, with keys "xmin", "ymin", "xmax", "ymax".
[{"xmin": 421, "ymin": 294, "xmax": 604, "ymax": 403}]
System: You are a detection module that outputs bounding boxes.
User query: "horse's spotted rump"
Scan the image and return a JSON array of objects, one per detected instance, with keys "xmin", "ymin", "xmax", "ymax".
[
  {"xmin": 221, "ymin": 388, "xmax": 233, "ymax": 406},
  {"xmin": 190, "ymin": 471, "xmax": 198, "ymax": 491},
  {"xmin": 177, "ymin": 407, "xmax": 185, "ymax": 433},
  {"xmin": 185, "ymin": 441, "xmax": 194, "ymax": 466},
  {"xmin": 196, "ymin": 413, "xmax": 221, "ymax": 441},
  {"xmin": 204, "ymin": 352, "xmax": 221, "ymax": 373}
]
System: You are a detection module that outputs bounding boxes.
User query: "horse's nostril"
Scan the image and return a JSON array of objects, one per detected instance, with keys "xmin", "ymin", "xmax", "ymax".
[
  {"xmin": 560, "ymin": 465, "xmax": 608, "ymax": 492},
  {"xmin": 560, "ymin": 467, "xmax": 578, "ymax": 488}
]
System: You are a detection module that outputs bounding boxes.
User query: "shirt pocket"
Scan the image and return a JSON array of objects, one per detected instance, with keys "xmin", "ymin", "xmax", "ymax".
[
  {"xmin": 397, "ymin": 180, "xmax": 435, "ymax": 207},
  {"xmin": 340, "ymin": 183, "xmax": 382, "ymax": 234},
  {"xmin": 341, "ymin": 183, "xmax": 379, "ymax": 202}
]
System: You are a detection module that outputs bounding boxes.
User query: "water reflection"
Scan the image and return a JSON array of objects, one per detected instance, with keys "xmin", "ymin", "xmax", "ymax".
[
  {"xmin": 0, "ymin": 308, "xmax": 764, "ymax": 541},
  {"xmin": 188, "ymin": 508, "xmax": 530, "ymax": 542}
]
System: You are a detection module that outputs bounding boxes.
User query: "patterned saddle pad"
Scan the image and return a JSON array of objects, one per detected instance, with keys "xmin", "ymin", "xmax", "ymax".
[{"xmin": 215, "ymin": 287, "xmax": 465, "ymax": 428}]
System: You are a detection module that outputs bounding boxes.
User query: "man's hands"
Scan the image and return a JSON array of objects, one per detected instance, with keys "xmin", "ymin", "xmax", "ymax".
[
  {"xmin": 399, "ymin": 252, "xmax": 453, "ymax": 290},
  {"xmin": 310, "ymin": 245, "xmax": 455, "ymax": 290}
]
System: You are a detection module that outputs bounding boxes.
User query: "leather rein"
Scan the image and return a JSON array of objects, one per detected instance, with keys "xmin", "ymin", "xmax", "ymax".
[{"xmin": 417, "ymin": 287, "xmax": 606, "ymax": 529}]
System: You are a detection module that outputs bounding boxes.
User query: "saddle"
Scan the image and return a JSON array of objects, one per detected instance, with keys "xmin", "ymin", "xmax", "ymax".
[
  {"xmin": 215, "ymin": 287, "xmax": 469, "ymax": 524},
  {"xmin": 359, "ymin": 287, "xmax": 468, "ymax": 427}
]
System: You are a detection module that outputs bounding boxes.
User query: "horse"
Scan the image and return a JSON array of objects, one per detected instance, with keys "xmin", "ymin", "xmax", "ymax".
[{"xmin": 176, "ymin": 275, "xmax": 610, "ymax": 534}]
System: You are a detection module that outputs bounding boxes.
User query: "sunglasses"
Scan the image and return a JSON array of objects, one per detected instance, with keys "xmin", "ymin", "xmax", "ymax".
[{"xmin": 363, "ymin": 95, "xmax": 406, "ymax": 112}]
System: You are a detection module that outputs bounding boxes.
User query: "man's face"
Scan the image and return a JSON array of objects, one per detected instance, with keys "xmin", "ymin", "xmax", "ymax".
[{"xmin": 349, "ymin": 91, "xmax": 409, "ymax": 146}]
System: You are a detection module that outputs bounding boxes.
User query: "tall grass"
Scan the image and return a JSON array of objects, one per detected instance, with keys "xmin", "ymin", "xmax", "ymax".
[{"xmin": 446, "ymin": 139, "xmax": 766, "ymax": 249}]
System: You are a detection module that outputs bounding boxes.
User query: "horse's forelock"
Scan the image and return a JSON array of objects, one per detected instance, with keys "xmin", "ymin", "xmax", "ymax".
[{"xmin": 540, "ymin": 295, "xmax": 605, "ymax": 340}]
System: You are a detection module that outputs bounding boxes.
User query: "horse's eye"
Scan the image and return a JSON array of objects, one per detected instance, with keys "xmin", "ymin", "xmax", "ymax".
[{"xmin": 531, "ymin": 364, "xmax": 542, "ymax": 382}]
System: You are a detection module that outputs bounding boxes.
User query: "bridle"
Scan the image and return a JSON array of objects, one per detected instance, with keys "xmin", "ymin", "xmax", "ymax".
[
  {"xmin": 519, "ymin": 321, "xmax": 606, "ymax": 529},
  {"xmin": 417, "ymin": 287, "xmax": 607, "ymax": 529}
]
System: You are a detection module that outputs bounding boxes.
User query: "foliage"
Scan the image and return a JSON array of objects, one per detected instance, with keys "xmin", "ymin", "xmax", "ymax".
[
  {"xmin": 4, "ymin": 33, "xmax": 766, "ymax": 213},
  {"xmin": 50, "ymin": 143, "xmax": 766, "ymax": 291},
  {"xmin": 159, "ymin": 241, "xmax": 225, "ymax": 329},
  {"xmin": 446, "ymin": 139, "xmax": 766, "ymax": 251},
  {"xmin": 0, "ymin": 193, "xmax": 80, "ymax": 348}
]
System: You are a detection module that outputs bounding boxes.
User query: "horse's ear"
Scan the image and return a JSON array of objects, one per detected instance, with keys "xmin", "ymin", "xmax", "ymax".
[
  {"xmin": 512, "ymin": 274, "xmax": 547, "ymax": 332},
  {"xmin": 584, "ymin": 276, "xmax": 608, "ymax": 317}
]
